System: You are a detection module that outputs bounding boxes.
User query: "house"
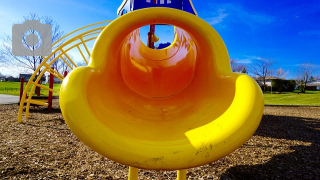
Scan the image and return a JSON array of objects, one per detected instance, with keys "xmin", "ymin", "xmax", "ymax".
[
  {"xmin": 306, "ymin": 80, "xmax": 320, "ymax": 91},
  {"xmin": 46, "ymin": 74, "xmax": 62, "ymax": 84},
  {"xmin": 19, "ymin": 74, "xmax": 32, "ymax": 81},
  {"xmin": 253, "ymin": 77, "xmax": 279, "ymax": 87},
  {"xmin": 6, "ymin": 76, "xmax": 19, "ymax": 82}
]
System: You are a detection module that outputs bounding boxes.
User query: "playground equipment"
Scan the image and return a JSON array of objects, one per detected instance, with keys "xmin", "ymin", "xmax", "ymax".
[
  {"xmin": 19, "ymin": 72, "xmax": 60, "ymax": 110},
  {"xmin": 59, "ymin": 7, "xmax": 264, "ymax": 180},
  {"xmin": 18, "ymin": 21, "xmax": 112, "ymax": 122},
  {"xmin": 18, "ymin": 1, "xmax": 264, "ymax": 179}
]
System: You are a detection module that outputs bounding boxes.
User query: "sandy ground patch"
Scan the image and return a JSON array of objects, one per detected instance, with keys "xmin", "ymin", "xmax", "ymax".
[{"xmin": 1, "ymin": 102, "xmax": 319, "ymax": 179}]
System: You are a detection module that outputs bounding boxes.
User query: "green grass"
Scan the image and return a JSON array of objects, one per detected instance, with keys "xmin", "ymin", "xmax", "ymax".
[
  {"xmin": 1, "ymin": 82, "xmax": 320, "ymax": 106},
  {"xmin": 263, "ymin": 90, "xmax": 320, "ymax": 106},
  {"xmin": 0, "ymin": 82, "xmax": 61, "ymax": 96}
]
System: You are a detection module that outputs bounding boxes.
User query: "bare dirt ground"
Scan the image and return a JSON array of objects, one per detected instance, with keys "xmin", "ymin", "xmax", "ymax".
[{"xmin": 1, "ymin": 102, "xmax": 319, "ymax": 179}]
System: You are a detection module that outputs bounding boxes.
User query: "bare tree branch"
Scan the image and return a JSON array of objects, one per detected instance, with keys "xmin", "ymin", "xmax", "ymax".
[
  {"xmin": 250, "ymin": 57, "xmax": 276, "ymax": 92},
  {"xmin": 0, "ymin": 13, "xmax": 65, "ymax": 80},
  {"xmin": 0, "ymin": 50, "xmax": 6, "ymax": 65},
  {"xmin": 296, "ymin": 62, "xmax": 319, "ymax": 92},
  {"xmin": 230, "ymin": 58, "xmax": 247, "ymax": 73},
  {"xmin": 50, "ymin": 52, "xmax": 74, "ymax": 75},
  {"xmin": 275, "ymin": 68, "xmax": 289, "ymax": 79}
]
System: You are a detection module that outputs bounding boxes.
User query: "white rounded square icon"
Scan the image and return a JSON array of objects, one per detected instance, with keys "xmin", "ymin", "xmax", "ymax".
[{"xmin": 12, "ymin": 20, "xmax": 52, "ymax": 56}]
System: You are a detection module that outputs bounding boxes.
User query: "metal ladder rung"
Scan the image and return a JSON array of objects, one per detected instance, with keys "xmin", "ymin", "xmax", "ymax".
[
  {"xmin": 26, "ymin": 99, "xmax": 49, "ymax": 106},
  {"xmin": 31, "ymin": 82, "xmax": 57, "ymax": 93}
]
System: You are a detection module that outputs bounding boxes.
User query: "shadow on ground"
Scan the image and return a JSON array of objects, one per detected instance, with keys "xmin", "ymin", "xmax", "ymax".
[
  {"xmin": 25, "ymin": 107, "xmax": 62, "ymax": 114},
  {"xmin": 220, "ymin": 114, "xmax": 320, "ymax": 179}
]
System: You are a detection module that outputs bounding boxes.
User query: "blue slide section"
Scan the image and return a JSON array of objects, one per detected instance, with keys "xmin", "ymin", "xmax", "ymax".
[{"xmin": 118, "ymin": 0, "xmax": 197, "ymax": 16}]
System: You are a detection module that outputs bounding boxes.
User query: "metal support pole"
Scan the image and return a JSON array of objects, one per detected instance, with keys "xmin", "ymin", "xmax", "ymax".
[
  {"xmin": 48, "ymin": 68, "xmax": 54, "ymax": 111},
  {"xmin": 128, "ymin": 166, "xmax": 139, "ymax": 180},
  {"xmin": 19, "ymin": 77, "xmax": 24, "ymax": 103},
  {"xmin": 37, "ymin": 77, "xmax": 41, "ymax": 96},
  {"xmin": 147, "ymin": 24, "xmax": 156, "ymax": 48},
  {"xmin": 64, "ymin": 70, "xmax": 68, "ymax": 77},
  {"xmin": 146, "ymin": 0, "xmax": 157, "ymax": 49},
  {"xmin": 177, "ymin": 169, "xmax": 187, "ymax": 180}
]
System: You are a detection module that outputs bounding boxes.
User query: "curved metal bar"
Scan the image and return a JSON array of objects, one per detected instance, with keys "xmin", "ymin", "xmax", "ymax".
[{"xmin": 18, "ymin": 21, "xmax": 112, "ymax": 122}]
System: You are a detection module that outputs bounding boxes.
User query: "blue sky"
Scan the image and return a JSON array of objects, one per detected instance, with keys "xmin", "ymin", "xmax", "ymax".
[{"xmin": 0, "ymin": 0, "xmax": 320, "ymax": 79}]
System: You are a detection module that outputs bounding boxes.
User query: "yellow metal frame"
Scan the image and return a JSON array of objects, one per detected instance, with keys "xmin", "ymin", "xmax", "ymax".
[
  {"xmin": 18, "ymin": 20, "xmax": 112, "ymax": 123},
  {"xmin": 17, "ymin": 18, "xmax": 190, "ymax": 180}
]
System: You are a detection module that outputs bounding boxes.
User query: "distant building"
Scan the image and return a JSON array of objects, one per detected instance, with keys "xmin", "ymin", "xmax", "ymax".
[
  {"xmin": 253, "ymin": 76, "xmax": 279, "ymax": 87},
  {"xmin": 46, "ymin": 74, "xmax": 62, "ymax": 84},
  {"xmin": 19, "ymin": 74, "xmax": 32, "ymax": 81},
  {"xmin": 6, "ymin": 76, "xmax": 19, "ymax": 82},
  {"xmin": 306, "ymin": 80, "xmax": 320, "ymax": 91}
]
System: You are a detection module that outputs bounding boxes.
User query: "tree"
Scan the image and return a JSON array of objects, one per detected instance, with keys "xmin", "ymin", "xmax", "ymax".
[
  {"xmin": 0, "ymin": 50, "xmax": 5, "ymax": 63},
  {"xmin": 0, "ymin": 50, "xmax": 7, "ymax": 69},
  {"xmin": 250, "ymin": 57, "xmax": 276, "ymax": 92},
  {"xmin": 0, "ymin": 13, "xmax": 64, "ymax": 81},
  {"xmin": 275, "ymin": 68, "xmax": 289, "ymax": 79},
  {"xmin": 230, "ymin": 58, "xmax": 247, "ymax": 73},
  {"xmin": 51, "ymin": 53, "xmax": 74, "ymax": 75},
  {"xmin": 241, "ymin": 67, "xmax": 247, "ymax": 74},
  {"xmin": 309, "ymin": 76, "xmax": 315, "ymax": 81},
  {"xmin": 296, "ymin": 62, "xmax": 318, "ymax": 93}
]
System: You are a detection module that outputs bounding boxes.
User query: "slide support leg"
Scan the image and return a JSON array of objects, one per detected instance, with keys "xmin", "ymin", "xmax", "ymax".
[
  {"xmin": 128, "ymin": 166, "xmax": 138, "ymax": 180},
  {"xmin": 177, "ymin": 169, "xmax": 187, "ymax": 180}
]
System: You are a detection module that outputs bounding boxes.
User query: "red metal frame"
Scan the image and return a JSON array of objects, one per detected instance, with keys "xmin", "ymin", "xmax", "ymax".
[
  {"xmin": 147, "ymin": 0, "xmax": 157, "ymax": 48},
  {"xmin": 37, "ymin": 80, "xmax": 41, "ymax": 96},
  {"xmin": 64, "ymin": 70, "xmax": 68, "ymax": 77},
  {"xmin": 19, "ymin": 77, "xmax": 24, "ymax": 103},
  {"xmin": 147, "ymin": 24, "xmax": 156, "ymax": 48},
  {"xmin": 48, "ymin": 68, "xmax": 54, "ymax": 111}
]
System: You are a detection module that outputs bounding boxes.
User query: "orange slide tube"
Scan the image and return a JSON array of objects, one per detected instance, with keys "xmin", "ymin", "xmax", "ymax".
[
  {"xmin": 121, "ymin": 27, "xmax": 196, "ymax": 98},
  {"xmin": 60, "ymin": 8, "xmax": 264, "ymax": 170}
]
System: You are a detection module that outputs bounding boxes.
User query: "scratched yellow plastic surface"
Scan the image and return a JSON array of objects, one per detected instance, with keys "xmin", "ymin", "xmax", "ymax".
[{"xmin": 60, "ymin": 8, "xmax": 264, "ymax": 170}]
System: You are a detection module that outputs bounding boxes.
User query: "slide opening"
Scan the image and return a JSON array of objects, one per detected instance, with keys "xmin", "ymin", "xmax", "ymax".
[
  {"xmin": 121, "ymin": 24, "xmax": 197, "ymax": 98},
  {"xmin": 86, "ymin": 8, "xmax": 236, "ymax": 142},
  {"xmin": 139, "ymin": 24, "xmax": 175, "ymax": 49}
]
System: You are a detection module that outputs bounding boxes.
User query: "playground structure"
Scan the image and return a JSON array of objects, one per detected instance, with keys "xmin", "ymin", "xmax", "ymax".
[
  {"xmin": 18, "ymin": 20, "xmax": 112, "ymax": 122},
  {"xmin": 18, "ymin": 1, "xmax": 264, "ymax": 180},
  {"xmin": 19, "ymin": 72, "xmax": 61, "ymax": 110}
]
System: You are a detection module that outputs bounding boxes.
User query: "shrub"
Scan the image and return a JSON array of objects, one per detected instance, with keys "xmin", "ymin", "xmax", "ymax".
[
  {"xmin": 272, "ymin": 79, "xmax": 284, "ymax": 92},
  {"xmin": 298, "ymin": 80, "xmax": 305, "ymax": 93},
  {"xmin": 285, "ymin": 80, "xmax": 296, "ymax": 92},
  {"xmin": 271, "ymin": 79, "xmax": 297, "ymax": 92}
]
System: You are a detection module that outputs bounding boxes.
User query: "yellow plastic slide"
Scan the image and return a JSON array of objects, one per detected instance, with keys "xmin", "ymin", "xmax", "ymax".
[{"xmin": 60, "ymin": 8, "xmax": 264, "ymax": 170}]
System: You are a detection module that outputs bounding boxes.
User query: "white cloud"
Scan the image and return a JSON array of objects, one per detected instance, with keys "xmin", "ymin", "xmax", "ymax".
[
  {"xmin": 0, "ymin": 66, "xmax": 30, "ymax": 77},
  {"xmin": 203, "ymin": 3, "xmax": 275, "ymax": 29},
  {"xmin": 232, "ymin": 55, "xmax": 264, "ymax": 64},
  {"xmin": 206, "ymin": 9, "xmax": 228, "ymax": 25},
  {"xmin": 237, "ymin": 59, "xmax": 252, "ymax": 64}
]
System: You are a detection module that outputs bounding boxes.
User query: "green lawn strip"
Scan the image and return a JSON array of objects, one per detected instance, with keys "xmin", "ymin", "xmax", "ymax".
[
  {"xmin": 264, "ymin": 91, "xmax": 320, "ymax": 106},
  {"xmin": 1, "ymin": 82, "xmax": 320, "ymax": 106},
  {"xmin": 0, "ymin": 82, "xmax": 61, "ymax": 96}
]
